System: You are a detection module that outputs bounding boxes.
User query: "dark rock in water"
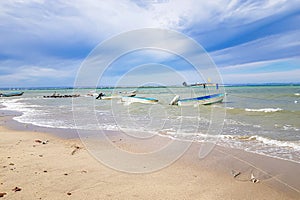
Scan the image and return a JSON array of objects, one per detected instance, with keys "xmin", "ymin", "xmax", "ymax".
[{"xmin": 43, "ymin": 94, "xmax": 80, "ymax": 98}]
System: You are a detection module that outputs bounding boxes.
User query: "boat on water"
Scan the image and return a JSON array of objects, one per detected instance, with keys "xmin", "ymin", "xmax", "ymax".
[
  {"xmin": 172, "ymin": 93, "xmax": 225, "ymax": 106},
  {"xmin": 0, "ymin": 91, "xmax": 24, "ymax": 97},
  {"xmin": 121, "ymin": 96, "xmax": 158, "ymax": 104},
  {"xmin": 96, "ymin": 91, "xmax": 137, "ymax": 100},
  {"xmin": 170, "ymin": 82, "xmax": 224, "ymax": 106}
]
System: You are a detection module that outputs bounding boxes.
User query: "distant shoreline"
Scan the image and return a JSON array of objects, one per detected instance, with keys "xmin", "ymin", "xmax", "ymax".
[{"xmin": 1, "ymin": 83, "xmax": 300, "ymax": 90}]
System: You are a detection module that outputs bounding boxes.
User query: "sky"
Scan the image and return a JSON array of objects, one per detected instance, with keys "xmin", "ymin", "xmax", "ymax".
[{"xmin": 0, "ymin": 0, "xmax": 300, "ymax": 87}]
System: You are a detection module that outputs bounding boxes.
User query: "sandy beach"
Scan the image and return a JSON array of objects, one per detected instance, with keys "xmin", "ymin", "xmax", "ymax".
[{"xmin": 1, "ymin": 115, "xmax": 299, "ymax": 200}]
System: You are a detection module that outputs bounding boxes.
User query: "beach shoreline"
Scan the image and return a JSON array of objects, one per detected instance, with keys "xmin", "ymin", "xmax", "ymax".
[{"xmin": 1, "ymin": 114, "xmax": 300, "ymax": 199}]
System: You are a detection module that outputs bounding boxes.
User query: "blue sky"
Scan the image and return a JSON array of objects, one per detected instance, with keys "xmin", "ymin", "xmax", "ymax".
[{"xmin": 0, "ymin": 0, "xmax": 300, "ymax": 87}]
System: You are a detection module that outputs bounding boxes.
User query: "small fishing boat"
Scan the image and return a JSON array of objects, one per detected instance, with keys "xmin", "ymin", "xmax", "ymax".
[
  {"xmin": 171, "ymin": 93, "xmax": 224, "ymax": 106},
  {"xmin": 0, "ymin": 91, "xmax": 24, "ymax": 97},
  {"xmin": 100, "ymin": 95, "xmax": 123, "ymax": 100},
  {"xmin": 170, "ymin": 82, "xmax": 224, "ymax": 106},
  {"xmin": 97, "ymin": 91, "xmax": 136, "ymax": 100},
  {"xmin": 121, "ymin": 96, "xmax": 158, "ymax": 104}
]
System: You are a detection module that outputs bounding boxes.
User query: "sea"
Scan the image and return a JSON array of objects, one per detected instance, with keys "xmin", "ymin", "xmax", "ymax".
[{"xmin": 1, "ymin": 85, "xmax": 300, "ymax": 163}]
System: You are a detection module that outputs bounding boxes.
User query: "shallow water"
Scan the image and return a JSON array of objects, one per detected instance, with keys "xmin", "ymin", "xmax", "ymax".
[{"xmin": 1, "ymin": 85, "xmax": 300, "ymax": 163}]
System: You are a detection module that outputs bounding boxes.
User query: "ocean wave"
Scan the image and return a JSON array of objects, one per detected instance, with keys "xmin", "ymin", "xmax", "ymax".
[
  {"xmin": 158, "ymin": 130, "xmax": 300, "ymax": 152},
  {"xmin": 220, "ymin": 134, "xmax": 300, "ymax": 151},
  {"xmin": 245, "ymin": 108, "xmax": 283, "ymax": 113},
  {"xmin": 251, "ymin": 135, "xmax": 300, "ymax": 151},
  {"xmin": 294, "ymin": 93, "xmax": 300, "ymax": 96},
  {"xmin": 15, "ymin": 116, "xmax": 76, "ymax": 130},
  {"xmin": 282, "ymin": 124, "xmax": 300, "ymax": 131},
  {"xmin": 225, "ymin": 106, "xmax": 235, "ymax": 110}
]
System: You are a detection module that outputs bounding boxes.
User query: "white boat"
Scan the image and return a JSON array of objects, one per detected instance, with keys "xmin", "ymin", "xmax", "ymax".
[
  {"xmin": 97, "ymin": 91, "xmax": 136, "ymax": 100},
  {"xmin": 121, "ymin": 96, "xmax": 158, "ymax": 104},
  {"xmin": 171, "ymin": 93, "xmax": 224, "ymax": 106},
  {"xmin": 101, "ymin": 95, "xmax": 123, "ymax": 100}
]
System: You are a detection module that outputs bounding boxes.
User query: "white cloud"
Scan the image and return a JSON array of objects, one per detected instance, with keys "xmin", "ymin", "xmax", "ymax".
[
  {"xmin": 219, "ymin": 0, "xmax": 297, "ymax": 24},
  {"xmin": 219, "ymin": 57, "xmax": 298, "ymax": 71},
  {"xmin": 221, "ymin": 68, "xmax": 300, "ymax": 84},
  {"xmin": 211, "ymin": 30, "xmax": 300, "ymax": 67},
  {"xmin": 0, "ymin": 0, "xmax": 299, "ymax": 86},
  {"xmin": 1, "ymin": 0, "xmax": 297, "ymax": 46},
  {"xmin": 0, "ymin": 59, "xmax": 80, "ymax": 87}
]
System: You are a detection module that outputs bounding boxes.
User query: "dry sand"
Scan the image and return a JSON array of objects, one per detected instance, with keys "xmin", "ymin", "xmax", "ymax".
[{"xmin": 1, "ymin": 119, "xmax": 300, "ymax": 199}]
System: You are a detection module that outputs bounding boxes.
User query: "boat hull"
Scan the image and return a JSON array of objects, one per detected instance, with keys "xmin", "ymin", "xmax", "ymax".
[
  {"xmin": 101, "ymin": 95, "xmax": 122, "ymax": 100},
  {"xmin": 121, "ymin": 96, "xmax": 158, "ymax": 104},
  {"xmin": 99, "ymin": 93, "xmax": 136, "ymax": 100},
  {"xmin": 178, "ymin": 93, "xmax": 224, "ymax": 106},
  {"xmin": 1, "ymin": 91, "xmax": 24, "ymax": 97}
]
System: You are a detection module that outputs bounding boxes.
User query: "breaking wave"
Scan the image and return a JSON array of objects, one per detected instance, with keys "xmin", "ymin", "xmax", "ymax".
[{"xmin": 245, "ymin": 108, "xmax": 283, "ymax": 113}]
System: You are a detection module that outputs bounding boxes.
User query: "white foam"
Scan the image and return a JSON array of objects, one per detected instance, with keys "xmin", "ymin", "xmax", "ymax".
[
  {"xmin": 294, "ymin": 93, "xmax": 300, "ymax": 96},
  {"xmin": 251, "ymin": 135, "xmax": 300, "ymax": 151},
  {"xmin": 245, "ymin": 108, "xmax": 283, "ymax": 113},
  {"xmin": 282, "ymin": 124, "xmax": 299, "ymax": 131},
  {"xmin": 226, "ymin": 107, "xmax": 235, "ymax": 110},
  {"xmin": 224, "ymin": 119, "xmax": 252, "ymax": 126}
]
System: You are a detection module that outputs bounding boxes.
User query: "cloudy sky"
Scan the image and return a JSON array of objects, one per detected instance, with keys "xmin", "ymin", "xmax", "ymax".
[{"xmin": 0, "ymin": 0, "xmax": 299, "ymax": 87}]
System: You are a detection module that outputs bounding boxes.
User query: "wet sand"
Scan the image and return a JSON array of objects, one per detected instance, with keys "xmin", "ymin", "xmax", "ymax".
[{"xmin": 0, "ymin": 116, "xmax": 299, "ymax": 199}]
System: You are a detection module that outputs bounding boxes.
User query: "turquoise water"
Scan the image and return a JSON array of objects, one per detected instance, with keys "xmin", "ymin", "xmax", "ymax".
[{"xmin": 1, "ymin": 85, "xmax": 300, "ymax": 162}]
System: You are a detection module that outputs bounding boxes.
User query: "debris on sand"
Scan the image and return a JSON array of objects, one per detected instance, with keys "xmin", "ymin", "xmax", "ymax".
[
  {"xmin": 42, "ymin": 140, "xmax": 49, "ymax": 144},
  {"xmin": 250, "ymin": 173, "xmax": 260, "ymax": 183},
  {"xmin": 71, "ymin": 145, "xmax": 82, "ymax": 155},
  {"xmin": 12, "ymin": 187, "xmax": 22, "ymax": 192},
  {"xmin": 231, "ymin": 170, "xmax": 241, "ymax": 178},
  {"xmin": 67, "ymin": 192, "xmax": 72, "ymax": 195},
  {"xmin": 0, "ymin": 192, "xmax": 7, "ymax": 197},
  {"xmin": 35, "ymin": 139, "xmax": 49, "ymax": 144}
]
